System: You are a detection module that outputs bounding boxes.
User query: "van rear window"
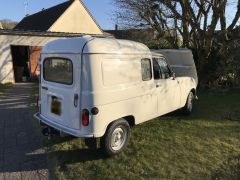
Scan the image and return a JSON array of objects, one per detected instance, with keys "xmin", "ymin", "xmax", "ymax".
[{"xmin": 43, "ymin": 58, "xmax": 73, "ymax": 85}]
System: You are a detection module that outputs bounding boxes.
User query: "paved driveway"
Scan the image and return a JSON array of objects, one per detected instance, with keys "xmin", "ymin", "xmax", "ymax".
[{"xmin": 0, "ymin": 83, "xmax": 48, "ymax": 180}]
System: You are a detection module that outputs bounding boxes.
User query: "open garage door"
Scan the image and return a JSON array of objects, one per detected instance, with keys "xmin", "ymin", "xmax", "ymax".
[
  {"xmin": 29, "ymin": 46, "xmax": 42, "ymax": 79},
  {"xmin": 11, "ymin": 45, "xmax": 42, "ymax": 82},
  {"xmin": 11, "ymin": 45, "xmax": 30, "ymax": 82}
]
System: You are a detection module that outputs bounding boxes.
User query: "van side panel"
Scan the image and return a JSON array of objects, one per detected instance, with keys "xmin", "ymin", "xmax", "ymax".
[
  {"xmin": 102, "ymin": 60, "xmax": 141, "ymax": 86},
  {"xmin": 81, "ymin": 54, "xmax": 158, "ymax": 137},
  {"xmin": 178, "ymin": 77, "xmax": 197, "ymax": 107},
  {"xmin": 92, "ymin": 95, "xmax": 158, "ymax": 137}
]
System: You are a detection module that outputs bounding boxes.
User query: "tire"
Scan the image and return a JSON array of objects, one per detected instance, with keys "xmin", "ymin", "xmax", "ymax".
[
  {"xmin": 182, "ymin": 91, "xmax": 194, "ymax": 115},
  {"xmin": 100, "ymin": 119, "xmax": 130, "ymax": 156}
]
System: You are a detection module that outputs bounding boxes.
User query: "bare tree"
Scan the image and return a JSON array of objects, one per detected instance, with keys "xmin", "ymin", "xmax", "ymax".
[
  {"xmin": 0, "ymin": 19, "xmax": 18, "ymax": 29},
  {"xmin": 113, "ymin": 0, "xmax": 240, "ymax": 85}
]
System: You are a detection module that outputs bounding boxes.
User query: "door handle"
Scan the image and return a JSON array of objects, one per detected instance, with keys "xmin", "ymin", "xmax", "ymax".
[
  {"xmin": 42, "ymin": 86, "xmax": 48, "ymax": 90},
  {"xmin": 156, "ymin": 84, "xmax": 160, "ymax": 88},
  {"xmin": 74, "ymin": 94, "xmax": 79, "ymax": 107}
]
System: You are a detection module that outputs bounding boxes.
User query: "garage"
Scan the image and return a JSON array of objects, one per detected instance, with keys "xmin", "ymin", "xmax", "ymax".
[{"xmin": 10, "ymin": 45, "xmax": 42, "ymax": 82}]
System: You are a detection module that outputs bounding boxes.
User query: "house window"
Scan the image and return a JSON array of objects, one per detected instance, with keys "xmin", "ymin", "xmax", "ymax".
[{"xmin": 141, "ymin": 59, "xmax": 152, "ymax": 81}]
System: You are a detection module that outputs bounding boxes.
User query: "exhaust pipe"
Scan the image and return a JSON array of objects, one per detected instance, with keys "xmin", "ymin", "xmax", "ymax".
[{"xmin": 41, "ymin": 126, "xmax": 59, "ymax": 139}]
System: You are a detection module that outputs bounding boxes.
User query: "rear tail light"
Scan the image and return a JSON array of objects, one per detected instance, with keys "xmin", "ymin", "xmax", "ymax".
[{"xmin": 82, "ymin": 109, "xmax": 89, "ymax": 126}]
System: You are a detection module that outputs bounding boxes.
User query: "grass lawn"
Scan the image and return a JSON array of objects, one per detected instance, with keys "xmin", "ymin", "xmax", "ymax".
[
  {"xmin": 35, "ymin": 87, "xmax": 240, "ymax": 179},
  {"xmin": 0, "ymin": 83, "xmax": 12, "ymax": 93}
]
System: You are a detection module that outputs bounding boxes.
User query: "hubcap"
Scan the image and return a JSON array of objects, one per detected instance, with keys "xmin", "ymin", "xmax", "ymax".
[{"xmin": 111, "ymin": 127, "xmax": 126, "ymax": 151}]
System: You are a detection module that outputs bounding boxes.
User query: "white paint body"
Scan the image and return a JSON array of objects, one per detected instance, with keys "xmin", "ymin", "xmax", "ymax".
[{"xmin": 35, "ymin": 37, "xmax": 197, "ymax": 138}]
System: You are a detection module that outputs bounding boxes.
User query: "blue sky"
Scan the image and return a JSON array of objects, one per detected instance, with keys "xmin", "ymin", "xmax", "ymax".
[
  {"xmin": 0, "ymin": 0, "xmax": 238, "ymax": 30},
  {"xmin": 0, "ymin": 0, "xmax": 116, "ymax": 30}
]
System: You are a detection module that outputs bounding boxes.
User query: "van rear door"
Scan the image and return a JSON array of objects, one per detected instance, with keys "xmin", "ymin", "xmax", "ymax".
[{"xmin": 40, "ymin": 54, "xmax": 81, "ymax": 130}]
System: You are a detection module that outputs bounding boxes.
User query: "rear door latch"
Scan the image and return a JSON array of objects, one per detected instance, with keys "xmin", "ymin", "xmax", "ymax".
[{"xmin": 74, "ymin": 94, "xmax": 79, "ymax": 107}]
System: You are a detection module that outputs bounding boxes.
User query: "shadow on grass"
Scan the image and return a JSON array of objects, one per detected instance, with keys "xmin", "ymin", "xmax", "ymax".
[
  {"xmin": 49, "ymin": 148, "xmax": 108, "ymax": 165},
  {"xmin": 212, "ymin": 155, "xmax": 240, "ymax": 179},
  {"xmin": 44, "ymin": 135, "xmax": 109, "ymax": 164}
]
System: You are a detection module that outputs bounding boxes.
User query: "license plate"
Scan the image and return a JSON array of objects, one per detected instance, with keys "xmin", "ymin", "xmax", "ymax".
[{"xmin": 51, "ymin": 97, "xmax": 62, "ymax": 116}]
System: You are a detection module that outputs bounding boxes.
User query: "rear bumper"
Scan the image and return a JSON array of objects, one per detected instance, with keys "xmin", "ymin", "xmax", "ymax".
[{"xmin": 34, "ymin": 112, "xmax": 93, "ymax": 138}]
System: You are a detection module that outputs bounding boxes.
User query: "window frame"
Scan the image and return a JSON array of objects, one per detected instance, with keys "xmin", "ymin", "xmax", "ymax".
[
  {"xmin": 43, "ymin": 57, "xmax": 73, "ymax": 85},
  {"xmin": 141, "ymin": 58, "xmax": 152, "ymax": 81}
]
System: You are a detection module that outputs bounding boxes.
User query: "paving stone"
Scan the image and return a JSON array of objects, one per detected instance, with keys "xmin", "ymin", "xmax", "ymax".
[
  {"xmin": 0, "ymin": 164, "xmax": 3, "ymax": 180},
  {"xmin": 0, "ymin": 84, "xmax": 49, "ymax": 179},
  {"xmin": 4, "ymin": 172, "xmax": 21, "ymax": 180},
  {"xmin": 0, "ymin": 173, "xmax": 3, "ymax": 180},
  {"xmin": 21, "ymin": 170, "xmax": 40, "ymax": 180},
  {"xmin": 21, "ymin": 161, "xmax": 37, "ymax": 172},
  {"xmin": 38, "ymin": 169, "xmax": 48, "ymax": 180}
]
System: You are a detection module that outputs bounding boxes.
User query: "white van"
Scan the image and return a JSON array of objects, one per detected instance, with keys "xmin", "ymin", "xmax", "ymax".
[{"xmin": 34, "ymin": 36, "xmax": 198, "ymax": 156}]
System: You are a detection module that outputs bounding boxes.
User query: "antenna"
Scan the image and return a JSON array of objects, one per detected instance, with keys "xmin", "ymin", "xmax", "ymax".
[{"xmin": 24, "ymin": 0, "xmax": 28, "ymax": 16}]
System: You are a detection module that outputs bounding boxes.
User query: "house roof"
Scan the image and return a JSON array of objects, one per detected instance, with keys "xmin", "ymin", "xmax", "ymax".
[
  {"xmin": 14, "ymin": 0, "xmax": 74, "ymax": 31},
  {"xmin": 0, "ymin": 29, "xmax": 109, "ymax": 38}
]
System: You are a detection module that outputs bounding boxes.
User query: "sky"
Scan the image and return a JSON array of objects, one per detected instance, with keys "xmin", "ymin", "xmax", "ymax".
[
  {"xmin": 0, "ymin": 0, "xmax": 116, "ymax": 30},
  {"xmin": 0, "ymin": 1, "xmax": 238, "ymax": 30}
]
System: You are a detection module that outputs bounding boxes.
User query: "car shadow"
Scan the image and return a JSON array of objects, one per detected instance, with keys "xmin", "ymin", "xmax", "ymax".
[{"xmin": 49, "ymin": 148, "xmax": 108, "ymax": 164}]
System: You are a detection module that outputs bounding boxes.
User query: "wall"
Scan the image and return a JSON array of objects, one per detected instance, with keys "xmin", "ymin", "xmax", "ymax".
[
  {"xmin": 0, "ymin": 34, "xmax": 59, "ymax": 83},
  {"xmin": 49, "ymin": 0, "xmax": 103, "ymax": 34}
]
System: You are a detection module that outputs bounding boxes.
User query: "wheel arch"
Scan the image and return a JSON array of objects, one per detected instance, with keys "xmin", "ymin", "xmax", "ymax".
[
  {"xmin": 122, "ymin": 115, "xmax": 135, "ymax": 127},
  {"xmin": 101, "ymin": 115, "xmax": 135, "ymax": 137},
  {"xmin": 191, "ymin": 88, "xmax": 196, "ymax": 94},
  {"xmin": 190, "ymin": 88, "xmax": 197, "ymax": 99}
]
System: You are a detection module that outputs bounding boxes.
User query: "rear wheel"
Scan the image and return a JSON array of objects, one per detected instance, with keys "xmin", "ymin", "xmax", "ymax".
[
  {"xmin": 100, "ymin": 119, "xmax": 130, "ymax": 156},
  {"xmin": 182, "ymin": 91, "xmax": 194, "ymax": 115}
]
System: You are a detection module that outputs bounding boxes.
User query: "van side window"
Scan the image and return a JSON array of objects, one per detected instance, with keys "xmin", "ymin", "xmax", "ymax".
[
  {"xmin": 153, "ymin": 59, "xmax": 162, "ymax": 79},
  {"xmin": 158, "ymin": 59, "xmax": 171, "ymax": 79},
  {"xmin": 153, "ymin": 58, "xmax": 172, "ymax": 79},
  {"xmin": 141, "ymin": 59, "xmax": 152, "ymax": 81}
]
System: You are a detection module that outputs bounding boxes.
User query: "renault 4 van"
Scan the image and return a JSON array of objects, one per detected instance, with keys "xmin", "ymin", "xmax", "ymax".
[{"xmin": 34, "ymin": 36, "xmax": 198, "ymax": 156}]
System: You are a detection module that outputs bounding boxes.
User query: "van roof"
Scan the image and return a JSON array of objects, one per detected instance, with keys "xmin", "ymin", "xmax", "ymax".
[
  {"xmin": 42, "ymin": 36, "xmax": 150, "ymax": 54},
  {"xmin": 151, "ymin": 49, "xmax": 195, "ymax": 66}
]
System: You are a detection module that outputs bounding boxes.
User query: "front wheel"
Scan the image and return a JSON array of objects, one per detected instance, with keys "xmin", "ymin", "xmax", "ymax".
[
  {"xmin": 100, "ymin": 119, "xmax": 130, "ymax": 156},
  {"xmin": 182, "ymin": 91, "xmax": 194, "ymax": 115}
]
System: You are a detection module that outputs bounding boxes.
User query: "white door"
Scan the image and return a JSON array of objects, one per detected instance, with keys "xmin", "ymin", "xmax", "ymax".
[
  {"xmin": 40, "ymin": 54, "xmax": 81, "ymax": 130},
  {"xmin": 153, "ymin": 57, "xmax": 181, "ymax": 115}
]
